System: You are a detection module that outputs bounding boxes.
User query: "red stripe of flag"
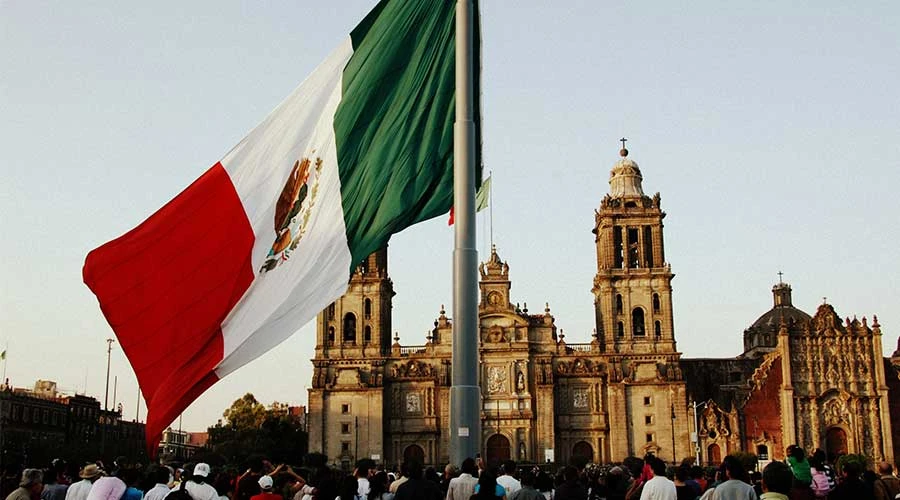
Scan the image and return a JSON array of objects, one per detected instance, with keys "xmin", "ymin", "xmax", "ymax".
[{"xmin": 83, "ymin": 163, "xmax": 255, "ymax": 454}]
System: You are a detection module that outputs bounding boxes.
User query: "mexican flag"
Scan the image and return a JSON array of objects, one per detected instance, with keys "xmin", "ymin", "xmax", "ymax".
[{"xmin": 83, "ymin": 0, "xmax": 480, "ymax": 452}]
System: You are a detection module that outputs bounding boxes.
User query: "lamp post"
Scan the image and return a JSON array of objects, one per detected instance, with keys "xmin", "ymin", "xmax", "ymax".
[
  {"xmin": 671, "ymin": 401, "xmax": 676, "ymax": 465},
  {"xmin": 104, "ymin": 338, "xmax": 115, "ymax": 411},
  {"xmin": 690, "ymin": 400, "xmax": 708, "ymax": 466}
]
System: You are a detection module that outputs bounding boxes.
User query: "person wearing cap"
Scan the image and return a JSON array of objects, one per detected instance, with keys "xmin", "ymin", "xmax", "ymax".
[
  {"xmin": 185, "ymin": 464, "xmax": 218, "ymax": 500},
  {"xmin": 6, "ymin": 469, "xmax": 42, "ymax": 500},
  {"xmin": 64, "ymin": 465, "xmax": 103, "ymax": 500},
  {"xmin": 248, "ymin": 476, "xmax": 280, "ymax": 500}
]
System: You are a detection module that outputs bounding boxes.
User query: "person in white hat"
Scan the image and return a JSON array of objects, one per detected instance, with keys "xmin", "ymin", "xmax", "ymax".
[
  {"xmin": 184, "ymin": 464, "xmax": 218, "ymax": 500},
  {"xmin": 64, "ymin": 465, "xmax": 104, "ymax": 500}
]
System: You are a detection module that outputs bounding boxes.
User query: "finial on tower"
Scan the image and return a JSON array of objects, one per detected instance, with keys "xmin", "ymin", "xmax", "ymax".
[
  {"xmin": 619, "ymin": 137, "xmax": 629, "ymax": 157},
  {"xmin": 777, "ymin": 270, "xmax": 783, "ymax": 284}
]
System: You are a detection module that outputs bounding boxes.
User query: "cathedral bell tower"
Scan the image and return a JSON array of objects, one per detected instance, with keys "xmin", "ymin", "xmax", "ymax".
[
  {"xmin": 592, "ymin": 142, "xmax": 676, "ymax": 354},
  {"xmin": 315, "ymin": 247, "xmax": 394, "ymax": 357}
]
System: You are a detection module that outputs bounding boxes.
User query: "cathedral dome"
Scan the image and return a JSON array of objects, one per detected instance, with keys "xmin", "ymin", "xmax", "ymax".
[
  {"xmin": 608, "ymin": 157, "xmax": 645, "ymax": 198},
  {"xmin": 749, "ymin": 282, "xmax": 811, "ymax": 330}
]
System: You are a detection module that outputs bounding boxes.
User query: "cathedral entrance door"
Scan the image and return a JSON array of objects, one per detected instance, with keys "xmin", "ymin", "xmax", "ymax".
[
  {"xmin": 825, "ymin": 427, "xmax": 848, "ymax": 462},
  {"xmin": 572, "ymin": 441, "xmax": 594, "ymax": 463},
  {"xmin": 486, "ymin": 434, "xmax": 511, "ymax": 463},
  {"xmin": 707, "ymin": 444, "xmax": 721, "ymax": 464},
  {"xmin": 404, "ymin": 444, "xmax": 425, "ymax": 465}
]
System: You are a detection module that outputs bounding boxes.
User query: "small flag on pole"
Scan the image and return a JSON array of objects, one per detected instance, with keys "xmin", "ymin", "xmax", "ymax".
[{"xmin": 448, "ymin": 174, "xmax": 491, "ymax": 225}]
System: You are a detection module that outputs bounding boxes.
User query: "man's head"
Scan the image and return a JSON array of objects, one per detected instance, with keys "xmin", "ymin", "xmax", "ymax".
[
  {"xmin": 519, "ymin": 468, "xmax": 536, "ymax": 488},
  {"xmin": 355, "ymin": 459, "xmax": 376, "ymax": 479},
  {"xmin": 761, "ymin": 462, "xmax": 792, "ymax": 494},
  {"xmin": 460, "ymin": 458, "xmax": 477, "ymax": 476},
  {"xmin": 444, "ymin": 464, "xmax": 458, "ymax": 478},
  {"xmin": 842, "ymin": 461, "xmax": 861, "ymax": 479},
  {"xmin": 878, "ymin": 461, "xmax": 893, "ymax": 475},
  {"xmin": 79, "ymin": 464, "xmax": 104, "ymax": 483},
  {"xmin": 502, "ymin": 460, "xmax": 516, "ymax": 477},
  {"xmin": 721, "ymin": 455, "xmax": 747, "ymax": 482},
  {"xmin": 646, "ymin": 455, "xmax": 666, "ymax": 477},
  {"xmin": 19, "ymin": 469, "xmax": 43, "ymax": 494},
  {"xmin": 405, "ymin": 460, "xmax": 423, "ymax": 481},
  {"xmin": 151, "ymin": 466, "xmax": 170, "ymax": 485},
  {"xmin": 258, "ymin": 475, "xmax": 273, "ymax": 491}
]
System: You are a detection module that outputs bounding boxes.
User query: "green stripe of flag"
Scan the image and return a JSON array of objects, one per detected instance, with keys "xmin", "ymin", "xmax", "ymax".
[{"xmin": 335, "ymin": 0, "xmax": 481, "ymax": 269}]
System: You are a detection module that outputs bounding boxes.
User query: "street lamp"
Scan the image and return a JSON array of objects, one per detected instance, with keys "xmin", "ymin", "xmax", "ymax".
[
  {"xmin": 690, "ymin": 400, "xmax": 708, "ymax": 466},
  {"xmin": 104, "ymin": 338, "xmax": 116, "ymax": 411}
]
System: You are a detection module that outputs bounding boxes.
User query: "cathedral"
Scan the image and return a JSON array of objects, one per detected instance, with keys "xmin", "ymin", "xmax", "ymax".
[{"xmin": 307, "ymin": 147, "xmax": 900, "ymax": 469}]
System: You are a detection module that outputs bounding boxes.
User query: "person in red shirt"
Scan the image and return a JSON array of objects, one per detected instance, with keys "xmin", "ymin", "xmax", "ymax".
[{"xmin": 249, "ymin": 476, "xmax": 281, "ymax": 500}]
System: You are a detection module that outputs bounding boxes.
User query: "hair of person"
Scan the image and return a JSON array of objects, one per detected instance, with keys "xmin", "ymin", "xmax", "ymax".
[
  {"xmin": 502, "ymin": 460, "xmax": 516, "ymax": 476},
  {"xmin": 762, "ymin": 462, "xmax": 792, "ymax": 495},
  {"xmin": 811, "ymin": 449, "xmax": 827, "ymax": 464},
  {"xmin": 721, "ymin": 455, "xmax": 747, "ymax": 482},
  {"xmin": 337, "ymin": 475, "xmax": 359, "ymax": 500},
  {"xmin": 405, "ymin": 459, "xmax": 423, "ymax": 480},
  {"xmin": 675, "ymin": 466, "xmax": 689, "ymax": 482},
  {"xmin": 647, "ymin": 456, "xmax": 666, "ymax": 477},
  {"xmin": 519, "ymin": 468, "xmax": 536, "ymax": 487},
  {"xmin": 623, "ymin": 456, "xmax": 644, "ymax": 478},
  {"xmin": 367, "ymin": 471, "xmax": 389, "ymax": 500},
  {"xmin": 789, "ymin": 446, "xmax": 805, "ymax": 461},
  {"xmin": 246, "ymin": 456, "xmax": 264, "ymax": 474},
  {"xmin": 444, "ymin": 463, "xmax": 458, "ymax": 476},
  {"xmin": 355, "ymin": 459, "xmax": 374, "ymax": 478},
  {"xmin": 475, "ymin": 470, "xmax": 498, "ymax": 499},
  {"xmin": 152, "ymin": 465, "xmax": 170, "ymax": 485},
  {"xmin": 563, "ymin": 465, "xmax": 580, "ymax": 483},
  {"xmin": 842, "ymin": 461, "xmax": 861, "ymax": 478},
  {"xmin": 460, "ymin": 458, "xmax": 477, "ymax": 476},
  {"xmin": 878, "ymin": 462, "xmax": 893, "ymax": 475},
  {"xmin": 690, "ymin": 465, "xmax": 703, "ymax": 479}
]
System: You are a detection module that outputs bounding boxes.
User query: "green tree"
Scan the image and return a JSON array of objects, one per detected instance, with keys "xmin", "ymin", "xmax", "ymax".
[{"xmin": 207, "ymin": 394, "xmax": 308, "ymax": 466}]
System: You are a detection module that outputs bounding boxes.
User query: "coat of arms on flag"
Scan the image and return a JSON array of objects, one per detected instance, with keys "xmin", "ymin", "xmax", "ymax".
[{"xmin": 260, "ymin": 156, "xmax": 324, "ymax": 273}]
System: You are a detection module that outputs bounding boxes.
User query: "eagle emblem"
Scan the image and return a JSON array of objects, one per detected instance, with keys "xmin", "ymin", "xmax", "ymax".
[{"xmin": 259, "ymin": 156, "xmax": 323, "ymax": 274}]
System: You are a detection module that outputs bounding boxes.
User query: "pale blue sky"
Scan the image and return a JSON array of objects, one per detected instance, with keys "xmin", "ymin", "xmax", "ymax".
[{"xmin": 2, "ymin": 1, "xmax": 899, "ymax": 432}]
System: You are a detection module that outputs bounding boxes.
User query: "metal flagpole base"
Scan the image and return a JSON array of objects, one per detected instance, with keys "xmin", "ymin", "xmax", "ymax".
[{"xmin": 449, "ymin": 385, "xmax": 482, "ymax": 466}]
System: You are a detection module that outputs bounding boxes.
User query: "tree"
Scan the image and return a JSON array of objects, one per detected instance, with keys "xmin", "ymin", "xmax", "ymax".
[{"xmin": 207, "ymin": 394, "xmax": 308, "ymax": 466}]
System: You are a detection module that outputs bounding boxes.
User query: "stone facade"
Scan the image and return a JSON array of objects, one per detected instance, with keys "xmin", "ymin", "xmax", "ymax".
[{"xmin": 307, "ymin": 148, "xmax": 900, "ymax": 468}]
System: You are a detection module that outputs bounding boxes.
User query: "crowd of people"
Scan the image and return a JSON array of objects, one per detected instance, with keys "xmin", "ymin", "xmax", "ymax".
[{"xmin": 2, "ymin": 445, "xmax": 899, "ymax": 500}]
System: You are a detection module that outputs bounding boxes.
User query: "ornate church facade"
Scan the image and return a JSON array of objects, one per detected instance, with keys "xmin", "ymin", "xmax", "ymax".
[{"xmin": 307, "ymin": 148, "xmax": 900, "ymax": 468}]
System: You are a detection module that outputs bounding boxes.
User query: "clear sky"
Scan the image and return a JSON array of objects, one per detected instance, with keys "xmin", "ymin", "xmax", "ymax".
[{"xmin": 2, "ymin": 1, "xmax": 899, "ymax": 433}]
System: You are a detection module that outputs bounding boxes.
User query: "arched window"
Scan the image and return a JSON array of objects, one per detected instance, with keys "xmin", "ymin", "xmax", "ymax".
[
  {"xmin": 654, "ymin": 321, "xmax": 661, "ymax": 338},
  {"xmin": 364, "ymin": 298, "xmax": 372, "ymax": 320},
  {"xmin": 615, "ymin": 294, "xmax": 623, "ymax": 314},
  {"xmin": 617, "ymin": 321, "xmax": 625, "ymax": 338},
  {"xmin": 632, "ymin": 308, "xmax": 645, "ymax": 336},
  {"xmin": 327, "ymin": 304, "xmax": 335, "ymax": 321},
  {"xmin": 707, "ymin": 443, "xmax": 721, "ymax": 464},
  {"xmin": 652, "ymin": 294, "xmax": 660, "ymax": 313},
  {"xmin": 343, "ymin": 313, "xmax": 356, "ymax": 344},
  {"xmin": 364, "ymin": 325, "xmax": 372, "ymax": 343},
  {"xmin": 327, "ymin": 326, "xmax": 335, "ymax": 345}
]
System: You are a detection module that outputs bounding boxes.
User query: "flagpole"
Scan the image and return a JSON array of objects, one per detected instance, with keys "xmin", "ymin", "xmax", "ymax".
[
  {"xmin": 489, "ymin": 169, "xmax": 493, "ymax": 248},
  {"xmin": 450, "ymin": 0, "xmax": 481, "ymax": 466}
]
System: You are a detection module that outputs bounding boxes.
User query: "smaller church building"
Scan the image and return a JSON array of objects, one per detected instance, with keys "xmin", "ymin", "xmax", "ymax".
[{"xmin": 306, "ymin": 147, "xmax": 900, "ymax": 468}]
